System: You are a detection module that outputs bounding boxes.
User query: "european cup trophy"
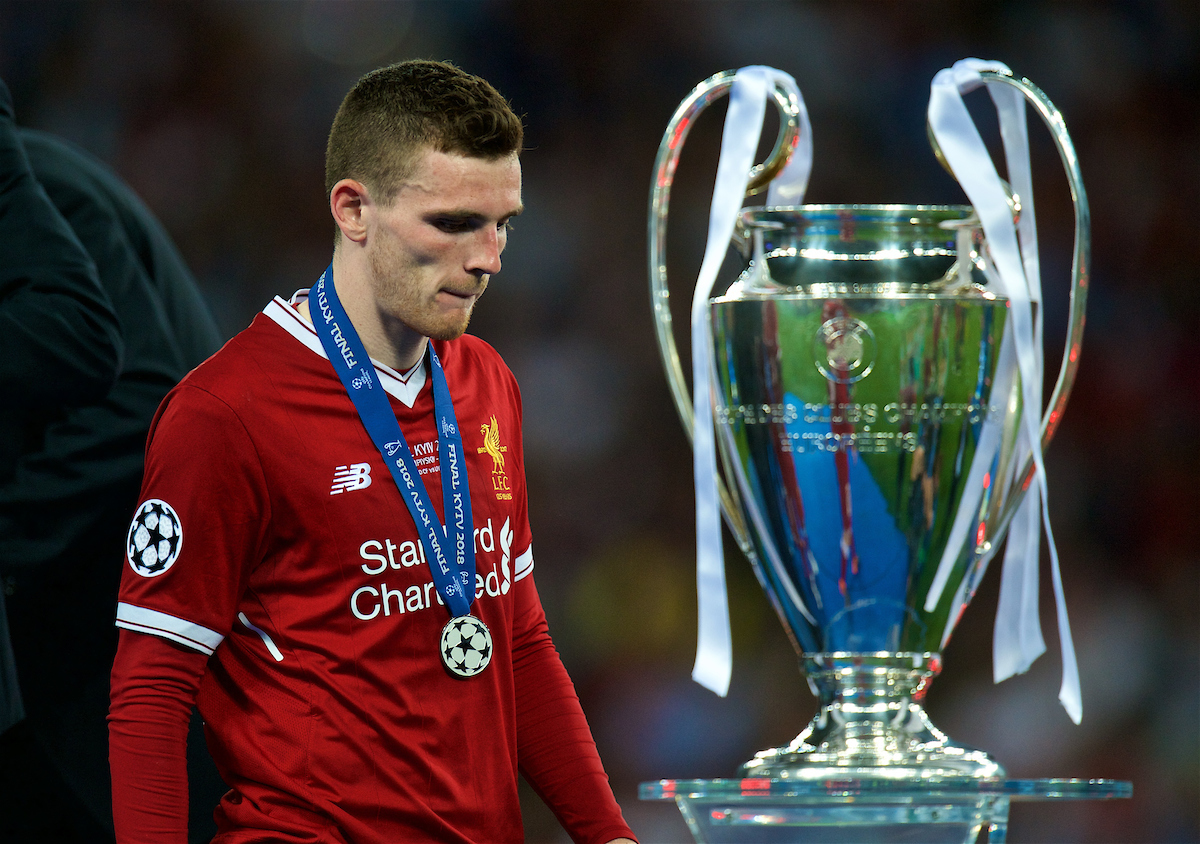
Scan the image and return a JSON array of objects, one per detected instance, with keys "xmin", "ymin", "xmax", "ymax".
[{"xmin": 642, "ymin": 61, "xmax": 1128, "ymax": 841}]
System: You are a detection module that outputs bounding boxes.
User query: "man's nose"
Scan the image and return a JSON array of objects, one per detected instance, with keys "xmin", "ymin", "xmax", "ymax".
[{"xmin": 468, "ymin": 227, "xmax": 503, "ymax": 276}]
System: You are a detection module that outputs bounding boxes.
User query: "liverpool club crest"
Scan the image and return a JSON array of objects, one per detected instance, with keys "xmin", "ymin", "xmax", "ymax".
[{"xmin": 477, "ymin": 415, "xmax": 512, "ymax": 500}]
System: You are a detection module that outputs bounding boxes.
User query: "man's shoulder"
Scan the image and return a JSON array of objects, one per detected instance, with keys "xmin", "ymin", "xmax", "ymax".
[
  {"xmin": 441, "ymin": 333, "xmax": 513, "ymax": 380},
  {"xmin": 146, "ymin": 313, "xmax": 301, "ymax": 451},
  {"xmin": 18, "ymin": 128, "xmax": 118, "ymax": 199},
  {"xmin": 173, "ymin": 312, "xmax": 290, "ymax": 401}
]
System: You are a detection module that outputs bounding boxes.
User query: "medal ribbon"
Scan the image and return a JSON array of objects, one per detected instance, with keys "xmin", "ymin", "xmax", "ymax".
[{"xmin": 310, "ymin": 265, "xmax": 475, "ymax": 618}]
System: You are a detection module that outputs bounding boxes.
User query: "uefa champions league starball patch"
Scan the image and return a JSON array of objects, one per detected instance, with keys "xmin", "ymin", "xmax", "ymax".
[
  {"xmin": 440, "ymin": 615, "xmax": 493, "ymax": 678},
  {"xmin": 126, "ymin": 499, "xmax": 183, "ymax": 577}
]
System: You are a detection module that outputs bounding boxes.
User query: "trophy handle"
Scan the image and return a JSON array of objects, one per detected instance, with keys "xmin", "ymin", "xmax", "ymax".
[
  {"xmin": 934, "ymin": 71, "xmax": 1091, "ymax": 536},
  {"xmin": 649, "ymin": 70, "xmax": 802, "ymax": 544}
]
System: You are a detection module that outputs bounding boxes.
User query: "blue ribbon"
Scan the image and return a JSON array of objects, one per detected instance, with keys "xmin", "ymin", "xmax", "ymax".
[{"xmin": 310, "ymin": 265, "xmax": 475, "ymax": 618}]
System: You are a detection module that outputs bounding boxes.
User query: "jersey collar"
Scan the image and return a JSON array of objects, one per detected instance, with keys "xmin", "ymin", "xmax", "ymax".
[{"xmin": 264, "ymin": 289, "xmax": 427, "ymax": 408}]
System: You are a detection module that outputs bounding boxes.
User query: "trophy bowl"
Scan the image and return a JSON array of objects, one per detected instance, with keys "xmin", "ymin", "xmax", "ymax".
[{"xmin": 650, "ymin": 69, "xmax": 1090, "ymax": 784}]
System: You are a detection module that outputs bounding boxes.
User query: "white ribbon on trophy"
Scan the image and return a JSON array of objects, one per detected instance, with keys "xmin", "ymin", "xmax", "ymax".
[
  {"xmin": 925, "ymin": 58, "xmax": 1082, "ymax": 723},
  {"xmin": 690, "ymin": 66, "xmax": 812, "ymax": 696}
]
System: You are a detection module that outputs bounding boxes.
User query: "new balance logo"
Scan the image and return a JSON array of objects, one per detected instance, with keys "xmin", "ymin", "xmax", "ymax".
[{"xmin": 331, "ymin": 463, "xmax": 372, "ymax": 495}]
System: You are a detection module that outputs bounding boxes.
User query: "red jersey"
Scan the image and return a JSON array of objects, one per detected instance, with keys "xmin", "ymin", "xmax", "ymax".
[{"xmin": 110, "ymin": 293, "xmax": 634, "ymax": 844}]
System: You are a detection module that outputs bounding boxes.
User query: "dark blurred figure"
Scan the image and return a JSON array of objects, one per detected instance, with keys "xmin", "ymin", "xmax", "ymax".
[{"xmin": 0, "ymin": 77, "xmax": 224, "ymax": 843}]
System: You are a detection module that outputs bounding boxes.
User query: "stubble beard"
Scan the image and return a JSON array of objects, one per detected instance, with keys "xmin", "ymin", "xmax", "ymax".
[{"xmin": 368, "ymin": 233, "xmax": 476, "ymax": 344}]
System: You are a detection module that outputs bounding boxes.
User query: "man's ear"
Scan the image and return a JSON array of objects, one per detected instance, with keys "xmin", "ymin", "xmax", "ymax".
[{"xmin": 330, "ymin": 179, "xmax": 371, "ymax": 244}]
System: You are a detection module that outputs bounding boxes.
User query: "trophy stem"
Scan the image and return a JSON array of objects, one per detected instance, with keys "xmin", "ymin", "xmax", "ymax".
[{"xmin": 741, "ymin": 653, "xmax": 1005, "ymax": 781}]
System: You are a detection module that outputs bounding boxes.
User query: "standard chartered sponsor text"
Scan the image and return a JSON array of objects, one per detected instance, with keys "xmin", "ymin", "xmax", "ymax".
[{"xmin": 351, "ymin": 518, "xmax": 511, "ymax": 621}]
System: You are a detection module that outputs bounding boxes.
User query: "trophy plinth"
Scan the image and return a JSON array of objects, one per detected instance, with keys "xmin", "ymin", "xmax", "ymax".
[
  {"xmin": 639, "ymin": 778, "xmax": 1132, "ymax": 844},
  {"xmin": 741, "ymin": 653, "xmax": 1004, "ymax": 781}
]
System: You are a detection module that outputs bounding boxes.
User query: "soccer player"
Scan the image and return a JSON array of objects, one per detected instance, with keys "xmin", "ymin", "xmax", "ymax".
[{"xmin": 108, "ymin": 60, "xmax": 638, "ymax": 844}]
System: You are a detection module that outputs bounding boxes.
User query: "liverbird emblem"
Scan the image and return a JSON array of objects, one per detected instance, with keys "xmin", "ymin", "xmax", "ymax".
[{"xmin": 478, "ymin": 415, "xmax": 507, "ymax": 473}]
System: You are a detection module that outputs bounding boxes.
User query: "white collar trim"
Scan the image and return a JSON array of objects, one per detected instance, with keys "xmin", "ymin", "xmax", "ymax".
[{"xmin": 263, "ymin": 289, "xmax": 427, "ymax": 408}]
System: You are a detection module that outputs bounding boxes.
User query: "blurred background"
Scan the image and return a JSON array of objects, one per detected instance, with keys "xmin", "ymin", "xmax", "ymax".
[{"xmin": 1, "ymin": 1, "xmax": 1195, "ymax": 841}]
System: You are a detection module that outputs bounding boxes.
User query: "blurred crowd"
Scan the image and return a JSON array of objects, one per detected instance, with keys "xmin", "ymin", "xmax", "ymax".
[{"xmin": 1, "ymin": 2, "xmax": 1196, "ymax": 842}]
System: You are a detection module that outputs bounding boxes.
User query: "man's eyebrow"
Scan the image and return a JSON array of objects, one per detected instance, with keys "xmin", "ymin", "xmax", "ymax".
[{"xmin": 427, "ymin": 205, "xmax": 524, "ymax": 219}]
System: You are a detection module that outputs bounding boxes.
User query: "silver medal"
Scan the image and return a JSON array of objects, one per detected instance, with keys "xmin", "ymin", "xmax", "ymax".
[{"xmin": 440, "ymin": 615, "xmax": 492, "ymax": 678}]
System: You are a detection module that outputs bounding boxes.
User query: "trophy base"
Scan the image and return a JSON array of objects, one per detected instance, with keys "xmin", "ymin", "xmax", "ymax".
[
  {"xmin": 639, "ymin": 778, "xmax": 1133, "ymax": 844},
  {"xmin": 740, "ymin": 652, "xmax": 1005, "ymax": 781}
]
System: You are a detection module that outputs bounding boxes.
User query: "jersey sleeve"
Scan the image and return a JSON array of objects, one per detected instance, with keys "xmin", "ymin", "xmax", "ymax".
[
  {"xmin": 109, "ymin": 628, "xmax": 208, "ymax": 844},
  {"xmin": 116, "ymin": 382, "xmax": 270, "ymax": 654},
  {"xmin": 511, "ymin": 577, "xmax": 638, "ymax": 844}
]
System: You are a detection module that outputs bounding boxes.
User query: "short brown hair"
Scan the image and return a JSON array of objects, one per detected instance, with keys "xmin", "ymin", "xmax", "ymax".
[{"xmin": 325, "ymin": 59, "xmax": 524, "ymax": 201}]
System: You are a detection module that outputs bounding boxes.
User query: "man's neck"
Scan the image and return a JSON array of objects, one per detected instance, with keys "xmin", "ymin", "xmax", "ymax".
[{"xmin": 297, "ymin": 257, "xmax": 427, "ymax": 371}]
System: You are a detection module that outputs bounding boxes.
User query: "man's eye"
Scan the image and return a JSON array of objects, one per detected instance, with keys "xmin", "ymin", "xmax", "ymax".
[{"xmin": 434, "ymin": 219, "xmax": 470, "ymax": 233}]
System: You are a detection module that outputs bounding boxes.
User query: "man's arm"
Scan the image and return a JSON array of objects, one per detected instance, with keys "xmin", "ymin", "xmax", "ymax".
[
  {"xmin": 511, "ymin": 577, "xmax": 638, "ymax": 844},
  {"xmin": 109, "ymin": 384, "xmax": 267, "ymax": 842},
  {"xmin": 0, "ymin": 78, "xmax": 122, "ymax": 418},
  {"xmin": 109, "ymin": 629, "xmax": 208, "ymax": 843}
]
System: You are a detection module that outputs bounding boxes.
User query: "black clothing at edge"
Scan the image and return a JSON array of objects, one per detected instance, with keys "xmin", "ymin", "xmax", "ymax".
[{"xmin": 0, "ymin": 78, "xmax": 224, "ymax": 843}]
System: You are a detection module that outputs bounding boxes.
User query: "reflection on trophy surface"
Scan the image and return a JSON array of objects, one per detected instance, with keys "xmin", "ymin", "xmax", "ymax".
[{"xmin": 649, "ymin": 63, "xmax": 1092, "ymax": 783}]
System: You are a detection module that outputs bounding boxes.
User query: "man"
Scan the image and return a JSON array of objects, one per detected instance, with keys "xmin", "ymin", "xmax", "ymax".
[
  {"xmin": 109, "ymin": 60, "xmax": 638, "ymax": 844},
  {"xmin": 0, "ymin": 76, "xmax": 224, "ymax": 842}
]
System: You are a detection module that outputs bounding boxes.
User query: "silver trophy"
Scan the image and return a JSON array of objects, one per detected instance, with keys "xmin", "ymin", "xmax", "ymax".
[{"xmin": 650, "ymin": 67, "xmax": 1089, "ymax": 781}]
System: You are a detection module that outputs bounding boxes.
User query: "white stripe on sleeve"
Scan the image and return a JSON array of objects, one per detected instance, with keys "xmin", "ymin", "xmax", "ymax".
[{"xmin": 115, "ymin": 602, "xmax": 224, "ymax": 655}]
